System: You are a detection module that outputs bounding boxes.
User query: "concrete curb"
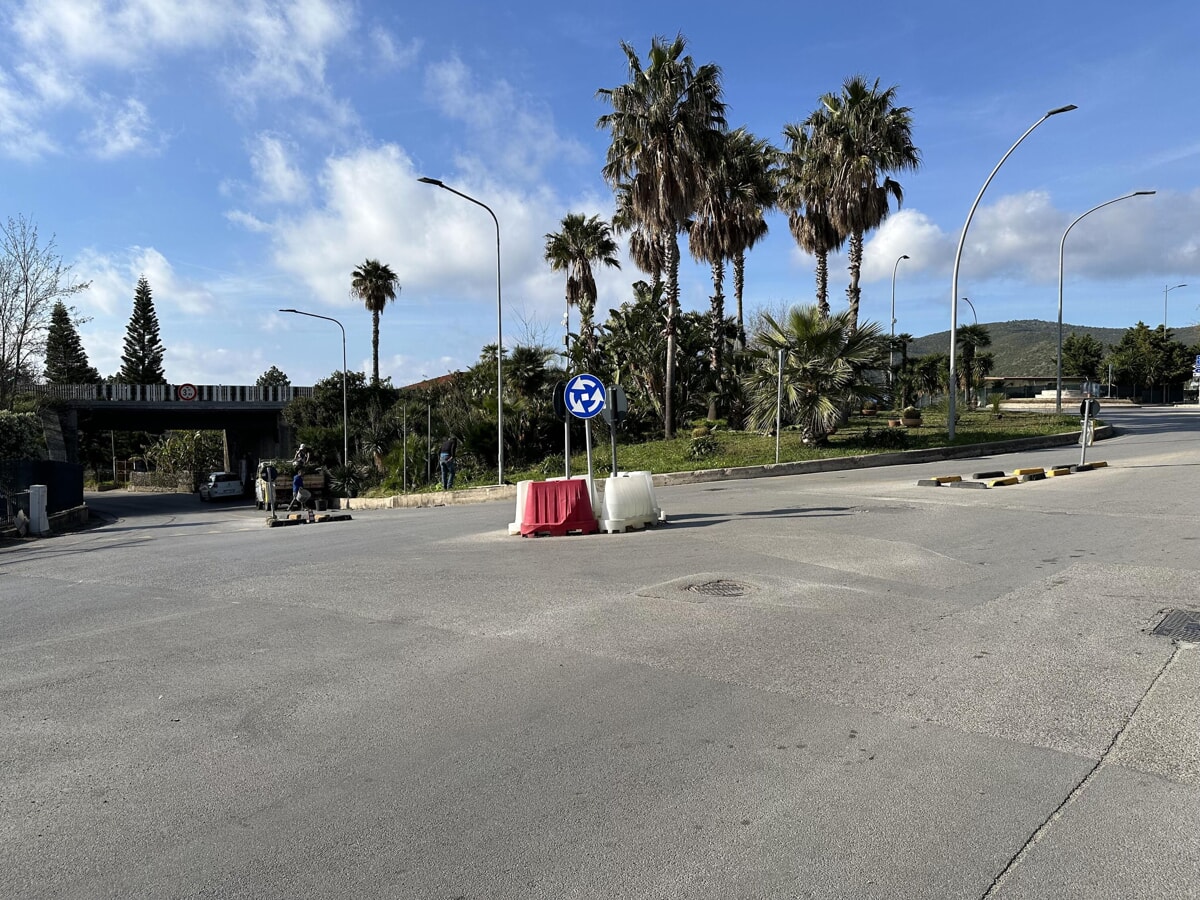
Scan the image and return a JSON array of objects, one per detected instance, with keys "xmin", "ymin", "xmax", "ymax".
[{"xmin": 335, "ymin": 426, "xmax": 1113, "ymax": 509}]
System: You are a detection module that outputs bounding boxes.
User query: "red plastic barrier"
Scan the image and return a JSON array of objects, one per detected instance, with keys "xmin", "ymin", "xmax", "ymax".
[{"xmin": 520, "ymin": 479, "xmax": 597, "ymax": 537}]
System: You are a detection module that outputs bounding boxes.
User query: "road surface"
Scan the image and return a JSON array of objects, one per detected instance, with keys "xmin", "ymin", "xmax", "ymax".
[{"xmin": 2, "ymin": 406, "xmax": 1198, "ymax": 898}]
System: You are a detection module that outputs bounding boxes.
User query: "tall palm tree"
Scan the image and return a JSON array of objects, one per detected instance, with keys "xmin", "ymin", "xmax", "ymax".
[
  {"xmin": 720, "ymin": 129, "xmax": 776, "ymax": 349},
  {"xmin": 597, "ymin": 33, "xmax": 727, "ymax": 438},
  {"xmin": 818, "ymin": 76, "xmax": 921, "ymax": 329},
  {"xmin": 350, "ymin": 259, "xmax": 400, "ymax": 386},
  {"xmin": 742, "ymin": 305, "xmax": 887, "ymax": 444},
  {"xmin": 778, "ymin": 120, "xmax": 845, "ymax": 319},
  {"xmin": 543, "ymin": 213, "xmax": 621, "ymax": 370},
  {"xmin": 956, "ymin": 323, "xmax": 992, "ymax": 408}
]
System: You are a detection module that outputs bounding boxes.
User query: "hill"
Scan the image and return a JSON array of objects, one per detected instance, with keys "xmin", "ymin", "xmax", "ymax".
[{"xmin": 905, "ymin": 319, "xmax": 1200, "ymax": 377}]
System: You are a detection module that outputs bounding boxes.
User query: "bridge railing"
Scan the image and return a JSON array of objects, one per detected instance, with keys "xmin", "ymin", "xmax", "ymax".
[{"xmin": 20, "ymin": 382, "xmax": 314, "ymax": 403}]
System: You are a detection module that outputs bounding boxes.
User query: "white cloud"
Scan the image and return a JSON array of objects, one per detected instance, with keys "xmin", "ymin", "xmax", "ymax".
[
  {"xmin": 862, "ymin": 190, "xmax": 1200, "ymax": 286},
  {"xmin": 12, "ymin": 0, "xmax": 231, "ymax": 70},
  {"xmin": 225, "ymin": 0, "xmax": 355, "ymax": 112},
  {"xmin": 424, "ymin": 55, "xmax": 588, "ymax": 182},
  {"xmin": 83, "ymin": 96, "xmax": 158, "ymax": 158},
  {"xmin": 248, "ymin": 132, "xmax": 311, "ymax": 204},
  {"xmin": 73, "ymin": 246, "xmax": 217, "ymax": 319},
  {"xmin": 369, "ymin": 26, "xmax": 420, "ymax": 69}
]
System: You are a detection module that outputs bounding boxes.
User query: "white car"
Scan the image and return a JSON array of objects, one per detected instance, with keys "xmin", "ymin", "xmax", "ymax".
[{"xmin": 199, "ymin": 472, "xmax": 244, "ymax": 502}]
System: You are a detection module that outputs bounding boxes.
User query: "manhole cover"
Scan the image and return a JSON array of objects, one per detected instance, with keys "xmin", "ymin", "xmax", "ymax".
[
  {"xmin": 1151, "ymin": 609, "xmax": 1200, "ymax": 640},
  {"xmin": 686, "ymin": 580, "xmax": 750, "ymax": 597}
]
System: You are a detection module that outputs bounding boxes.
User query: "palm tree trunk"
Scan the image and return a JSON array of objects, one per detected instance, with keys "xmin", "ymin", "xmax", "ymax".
[
  {"xmin": 663, "ymin": 235, "xmax": 680, "ymax": 439},
  {"xmin": 846, "ymin": 230, "xmax": 863, "ymax": 331},
  {"xmin": 580, "ymin": 296, "xmax": 596, "ymax": 371},
  {"xmin": 733, "ymin": 252, "xmax": 746, "ymax": 350},
  {"xmin": 816, "ymin": 251, "xmax": 830, "ymax": 319},
  {"xmin": 708, "ymin": 258, "xmax": 725, "ymax": 421},
  {"xmin": 372, "ymin": 309, "xmax": 381, "ymax": 385}
]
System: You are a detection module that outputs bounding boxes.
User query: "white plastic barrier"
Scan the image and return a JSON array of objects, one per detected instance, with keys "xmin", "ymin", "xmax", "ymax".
[
  {"xmin": 509, "ymin": 480, "xmax": 533, "ymax": 535},
  {"xmin": 598, "ymin": 470, "xmax": 662, "ymax": 533},
  {"xmin": 28, "ymin": 484, "xmax": 49, "ymax": 535}
]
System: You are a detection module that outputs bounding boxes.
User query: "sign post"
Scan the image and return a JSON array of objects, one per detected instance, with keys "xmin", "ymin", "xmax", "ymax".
[
  {"xmin": 1079, "ymin": 398, "xmax": 1099, "ymax": 465},
  {"xmin": 565, "ymin": 374, "xmax": 606, "ymax": 484},
  {"xmin": 600, "ymin": 385, "xmax": 628, "ymax": 476}
]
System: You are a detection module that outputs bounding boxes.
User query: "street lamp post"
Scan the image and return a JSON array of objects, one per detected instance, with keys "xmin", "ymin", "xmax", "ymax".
[
  {"xmin": 1164, "ymin": 282, "xmax": 1187, "ymax": 330},
  {"xmin": 890, "ymin": 255, "xmax": 909, "ymax": 391},
  {"xmin": 961, "ymin": 297, "xmax": 978, "ymax": 325},
  {"xmin": 948, "ymin": 103, "xmax": 1076, "ymax": 440},
  {"xmin": 1056, "ymin": 191, "xmax": 1156, "ymax": 412},
  {"xmin": 419, "ymin": 177, "xmax": 505, "ymax": 485},
  {"xmin": 279, "ymin": 308, "xmax": 348, "ymax": 467},
  {"xmin": 959, "ymin": 298, "xmax": 980, "ymax": 407}
]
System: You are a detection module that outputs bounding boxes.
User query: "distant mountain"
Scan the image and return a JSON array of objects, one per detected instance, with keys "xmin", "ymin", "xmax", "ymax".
[{"xmin": 905, "ymin": 319, "xmax": 1200, "ymax": 377}]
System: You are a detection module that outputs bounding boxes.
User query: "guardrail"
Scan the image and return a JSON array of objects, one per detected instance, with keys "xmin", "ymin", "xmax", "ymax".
[{"xmin": 20, "ymin": 383, "xmax": 314, "ymax": 403}]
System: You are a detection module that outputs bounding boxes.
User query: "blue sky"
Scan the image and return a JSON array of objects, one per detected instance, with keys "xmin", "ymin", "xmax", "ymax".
[{"xmin": 3, "ymin": 0, "xmax": 1198, "ymax": 387}]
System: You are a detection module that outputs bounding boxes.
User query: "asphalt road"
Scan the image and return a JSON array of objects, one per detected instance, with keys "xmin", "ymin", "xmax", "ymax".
[{"xmin": 3, "ymin": 407, "xmax": 1199, "ymax": 899}]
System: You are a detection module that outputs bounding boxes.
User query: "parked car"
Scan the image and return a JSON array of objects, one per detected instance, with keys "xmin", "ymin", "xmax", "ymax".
[{"xmin": 199, "ymin": 472, "xmax": 244, "ymax": 502}]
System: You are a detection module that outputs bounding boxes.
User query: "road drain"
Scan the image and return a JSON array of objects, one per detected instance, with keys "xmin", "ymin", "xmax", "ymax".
[
  {"xmin": 685, "ymin": 579, "xmax": 751, "ymax": 597},
  {"xmin": 1151, "ymin": 609, "xmax": 1200, "ymax": 640}
]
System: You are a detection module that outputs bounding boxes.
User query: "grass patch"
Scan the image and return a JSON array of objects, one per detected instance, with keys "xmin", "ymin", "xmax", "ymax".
[{"xmin": 498, "ymin": 409, "xmax": 1084, "ymax": 485}]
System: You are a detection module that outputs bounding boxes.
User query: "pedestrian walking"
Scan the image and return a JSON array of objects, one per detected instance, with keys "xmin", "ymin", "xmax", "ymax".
[{"xmin": 439, "ymin": 436, "xmax": 458, "ymax": 490}]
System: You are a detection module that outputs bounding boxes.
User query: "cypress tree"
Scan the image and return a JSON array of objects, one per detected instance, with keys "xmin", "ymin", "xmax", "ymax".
[
  {"xmin": 119, "ymin": 276, "xmax": 166, "ymax": 384},
  {"xmin": 44, "ymin": 301, "xmax": 101, "ymax": 384}
]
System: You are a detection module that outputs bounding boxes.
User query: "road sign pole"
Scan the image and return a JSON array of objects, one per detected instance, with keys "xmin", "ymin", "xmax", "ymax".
[{"xmin": 585, "ymin": 418, "xmax": 594, "ymax": 484}]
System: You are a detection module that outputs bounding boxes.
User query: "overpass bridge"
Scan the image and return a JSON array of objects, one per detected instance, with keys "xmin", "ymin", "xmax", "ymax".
[{"xmin": 25, "ymin": 382, "xmax": 316, "ymax": 472}]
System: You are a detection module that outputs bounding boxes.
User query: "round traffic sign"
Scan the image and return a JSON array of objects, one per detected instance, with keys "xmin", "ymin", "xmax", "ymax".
[
  {"xmin": 564, "ymin": 374, "xmax": 606, "ymax": 419},
  {"xmin": 177, "ymin": 383, "xmax": 198, "ymax": 401}
]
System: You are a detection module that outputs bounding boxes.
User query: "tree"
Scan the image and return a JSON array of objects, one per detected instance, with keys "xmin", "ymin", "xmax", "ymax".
[
  {"xmin": 741, "ymin": 305, "xmax": 887, "ymax": 444},
  {"xmin": 818, "ymin": 76, "xmax": 921, "ymax": 329},
  {"xmin": 119, "ymin": 276, "xmax": 166, "ymax": 384},
  {"xmin": 594, "ymin": 280, "xmax": 715, "ymax": 437},
  {"xmin": 350, "ymin": 259, "xmax": 400, "ymax": 386},
  {"xmin": 688, "ymin": 127, "xmax": 776, "ymax": 416},
  {"xmin": 543, "ymin": 213, "xmax": 621, "ymax": 370},
  {"xmin": 597, "ymin": 33, "xmax": 727, "ymax": 438},
  {"xmin": 0, "ymin": 215, "xmax": 90, "ymax": 407},
  {"xmin": 955, "ymin": 324, "xmax": 992, "ymax": 408},
  {"xmin": 1109, "ymin": 323, "xmax": 1194, "ymax": 402},
  {"xmin": 1061, "ymin": 333, "xmax": 1104, "ymax": 381},
  {"xmin": 778, "ymin": 120, "xmax": 845, "ymax": 318},
  {"xmin": 256, "ymin": 365, "xmax": 291, "ymax": 389},
  {"xmin": 44, "ymin": 301, "xmax": 100, "ymax": 384}
]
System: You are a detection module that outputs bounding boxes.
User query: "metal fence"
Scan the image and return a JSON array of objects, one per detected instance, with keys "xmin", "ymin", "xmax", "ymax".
[{"xmin": 19, "ymin": 382, "xmax": 314, "ymax": 403}]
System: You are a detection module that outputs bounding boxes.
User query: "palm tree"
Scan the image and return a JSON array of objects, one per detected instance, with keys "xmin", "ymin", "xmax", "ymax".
[
  {"xmin": 718, "ymin": 129, "xmax": 776, "ymax": 349},
  {"xmin": 597, "ymin": 33, "xmax": 727, "ymax": 438},
  {"xmin": 956, "ymin": 323, "xmax": 992, "ymax": 408},
  {"xmin": 350, "ymin": 259, "xmax": 400, "ymax": 386},
  {"xmin": 818, "ymin": 76, "xmax": 921, "ymax": 329},
  {"xmin": 778, "ymin": 121, "xmax": 845, "ymax": 319},
  {"xmin": 741, "ymin": 305, "xmax": 887, "ymax": 444},
  {"xmin": 543, "ymin": 213, "xmax": 621, "ymax": 371}
]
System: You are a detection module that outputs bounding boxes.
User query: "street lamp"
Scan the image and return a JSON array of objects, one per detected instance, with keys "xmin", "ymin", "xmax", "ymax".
[
  {"xmin": 1056, "ymin": 191, "xmax": 1156, "ymax": 412},
  {"xmin": 1164, "ymin": 283, "xmax": 1187, "ymax": 330},
  {"xmin": 279, "ymin": 308, "xmax": 348, "ymax": 467},
  {"xmin": 890, "ymin": 255, "xmax": 909, "ymax": 388},
  {"xmin": 961, "ymin": 297, "xmax": 978, "ymax": 325},
  {"xmin": 418, "ymin": 177, "xmax": 505, "ymax": 484},
  {"xmin": 948, "ymin": 103, "xmax": 1076, "ymax": 439}
]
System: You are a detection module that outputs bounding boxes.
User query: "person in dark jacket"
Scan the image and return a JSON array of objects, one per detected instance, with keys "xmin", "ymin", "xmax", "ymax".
[
  {"xmin": 288, "ymin": 469, "xmax": 308, "ymax": 511},
  {"xmin": 439, "ymin": 436, "xmax": 458, "ymax": 490}
]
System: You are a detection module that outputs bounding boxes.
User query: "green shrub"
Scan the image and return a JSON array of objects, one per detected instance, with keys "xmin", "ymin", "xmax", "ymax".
[
  {"xmin": 851, "ymin": 427, "xmax": 909, "ymax": 450},
  {"xmin": 688, "ymin": 433, "xmax": 719, "ymax": 460}
]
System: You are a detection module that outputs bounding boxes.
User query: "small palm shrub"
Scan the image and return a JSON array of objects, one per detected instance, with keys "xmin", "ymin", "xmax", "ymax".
[{"xmin": 688, "ymin": 433, "xmax": 720, "ymax": 460}]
